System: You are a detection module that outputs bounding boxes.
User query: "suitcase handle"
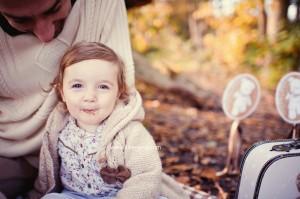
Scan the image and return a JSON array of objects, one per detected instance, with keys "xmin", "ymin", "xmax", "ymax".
[{"xmin": 270, "ymin": 140, "xmax": 300, "ymax": 152}]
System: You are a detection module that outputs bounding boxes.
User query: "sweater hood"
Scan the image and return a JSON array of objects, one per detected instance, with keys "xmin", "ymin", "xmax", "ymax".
[{"xmin": 96, "ymin": 89, "xmax": 145, "ymax": 161}]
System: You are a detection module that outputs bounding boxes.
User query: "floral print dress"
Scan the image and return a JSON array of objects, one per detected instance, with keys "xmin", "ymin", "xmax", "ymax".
[{"xmin": 58, "ymin": 117, "xmax": 122, "ymax": 197}]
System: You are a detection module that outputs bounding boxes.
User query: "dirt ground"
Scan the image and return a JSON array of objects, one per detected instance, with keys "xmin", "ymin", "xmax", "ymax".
[{"xmin": 136, "ymin": 79, "xmax": 291, "ymax": 199}]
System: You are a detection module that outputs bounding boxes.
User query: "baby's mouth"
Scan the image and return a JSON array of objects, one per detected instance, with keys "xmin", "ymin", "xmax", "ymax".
[{"xmin": 81, "ymin": 109, "xmax": 98, "ymax": 114}]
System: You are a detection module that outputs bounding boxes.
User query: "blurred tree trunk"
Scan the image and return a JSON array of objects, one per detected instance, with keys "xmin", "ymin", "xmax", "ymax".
[
  {"xmin": 297, "ymin": 1, "xmax": 300, "ymax": 22},
  {"xmin": 262, "ymin": 0, "xmax": 288, "ymax": 72},
  {"xmin": 133, "ymin": 51, "xmax": 219, "ymax": 108},
  {"xmin": 282, "ymin": 0, "xmax": 289, "ymax": 19},
  {"xmin": 265, "ymin": 0, "xmax": 287, "ymax": 43},
  {"xmin": 188, "ymin": 16, "xmax": 207, "ymax": 49},
  {"xmin": 257, "ymin": 0, "xmax": 266, "ymax": 40}
]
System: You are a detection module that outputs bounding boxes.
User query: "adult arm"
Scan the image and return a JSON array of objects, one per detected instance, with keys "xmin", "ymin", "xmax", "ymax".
[{"xmin": 76, "ymin": 0, "xmax": 135, "ymax": 89}]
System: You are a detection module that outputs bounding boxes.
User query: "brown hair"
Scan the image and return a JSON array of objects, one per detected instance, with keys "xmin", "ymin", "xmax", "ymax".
[{"xmin": 53, "ymin": 41, "xmax": 129, "ymax": 103}]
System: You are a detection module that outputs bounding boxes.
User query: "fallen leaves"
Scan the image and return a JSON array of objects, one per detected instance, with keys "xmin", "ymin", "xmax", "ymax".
[{"xmin": 137, "ymin": 79, "xmax": 291, "ymax": 198}]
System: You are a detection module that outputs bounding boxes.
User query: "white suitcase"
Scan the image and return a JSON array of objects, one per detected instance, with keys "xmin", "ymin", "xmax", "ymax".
[{"xmin": 236, "ymin": 139, "xmax": 300, "ymax": 199}]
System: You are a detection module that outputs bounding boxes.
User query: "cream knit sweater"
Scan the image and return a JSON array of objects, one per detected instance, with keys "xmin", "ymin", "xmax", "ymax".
[{"xmin": 0, "ymin": 0, "xmax": 134, "ymax": 158}]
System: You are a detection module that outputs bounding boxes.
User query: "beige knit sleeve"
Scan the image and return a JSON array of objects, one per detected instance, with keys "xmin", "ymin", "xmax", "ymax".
[
  {"xmin": 116, "ymin": 122, "xmax": 162, "ymax": 199},
  {"xmin": 75, "ymin": 0, "xmax": 135, "ymax": 90}
]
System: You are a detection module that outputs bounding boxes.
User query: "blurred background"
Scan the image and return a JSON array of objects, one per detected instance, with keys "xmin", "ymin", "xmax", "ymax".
[
  {"xmin": 125, "ymin": 0, "xmax": 299, "ymax": 198},
  {"xmin": 128, "ymin": 0, "xmax": 300, "ymax": 89}
]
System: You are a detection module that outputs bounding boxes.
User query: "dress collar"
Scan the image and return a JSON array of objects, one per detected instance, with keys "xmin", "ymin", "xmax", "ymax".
[{"xmin": 68, "ymin": 116, "xmax": 105, "ymax": 136}]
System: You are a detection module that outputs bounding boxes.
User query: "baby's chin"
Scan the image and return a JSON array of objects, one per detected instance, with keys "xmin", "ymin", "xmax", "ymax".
[
  {"xmin": 79, "ymin": 123, "xmax": 99, "ymax": 132},
  {"xmin": 76, "ymin": 118, "xmax": 104, "ymax": 132}
]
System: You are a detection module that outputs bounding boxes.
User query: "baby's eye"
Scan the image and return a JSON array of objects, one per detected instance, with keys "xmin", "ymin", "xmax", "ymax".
[
  {"xmin": 98, "ymin": 84, "xmax": 109, "ymax": 89},
  {"xmin": 71, "ymin": 83, "xmax": 82, "ymax": 88}
]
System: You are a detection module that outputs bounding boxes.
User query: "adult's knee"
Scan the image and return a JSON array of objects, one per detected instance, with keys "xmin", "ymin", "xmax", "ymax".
[
  {"xmin": 0, "ymin": 192, "xmax": 6, "ymax": 199},
  {"xmin": 0, "ymin": 157, "xmax": 37, "ymax": 198}
]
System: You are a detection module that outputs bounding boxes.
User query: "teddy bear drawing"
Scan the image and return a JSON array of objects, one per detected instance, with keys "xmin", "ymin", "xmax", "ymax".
[
  {"xmin": 286, "ymin": 77, "xmax": 300, "ymax": 120},
  {"xmin": 231, "ymin": 78, "xmax": 255, "ymax": 117}
]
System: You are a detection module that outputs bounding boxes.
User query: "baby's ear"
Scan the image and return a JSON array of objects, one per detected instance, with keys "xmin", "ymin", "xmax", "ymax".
[{"xmin": 59, "ymin": 87, "xmax": 65, "ymax": 102}]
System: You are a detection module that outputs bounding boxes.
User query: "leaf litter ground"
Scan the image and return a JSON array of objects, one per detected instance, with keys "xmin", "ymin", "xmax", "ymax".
[{"xmin": 137, "ymin": 79, "xmax": 290, "ymax": 199}]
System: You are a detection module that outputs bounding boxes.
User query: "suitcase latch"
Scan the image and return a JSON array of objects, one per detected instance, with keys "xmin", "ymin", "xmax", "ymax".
[{"xmin": 270, "ymin": 140, "xmax": 300, "ymax": 152}]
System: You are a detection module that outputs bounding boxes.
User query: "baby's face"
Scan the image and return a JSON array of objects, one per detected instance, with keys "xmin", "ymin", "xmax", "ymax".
[{"xmin": 61, "ymin": 59, "xmax": 119, "ymax": 132}]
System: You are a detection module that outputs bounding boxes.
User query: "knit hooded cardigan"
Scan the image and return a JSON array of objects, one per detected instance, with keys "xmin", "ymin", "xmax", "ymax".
[
  {"xmin": 30, "ymin": 92, "xmax": 193, "ymax": 199},
  {"xmin": 30, "ymin": 90, "xmax": 160, "ymax": 198}
]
